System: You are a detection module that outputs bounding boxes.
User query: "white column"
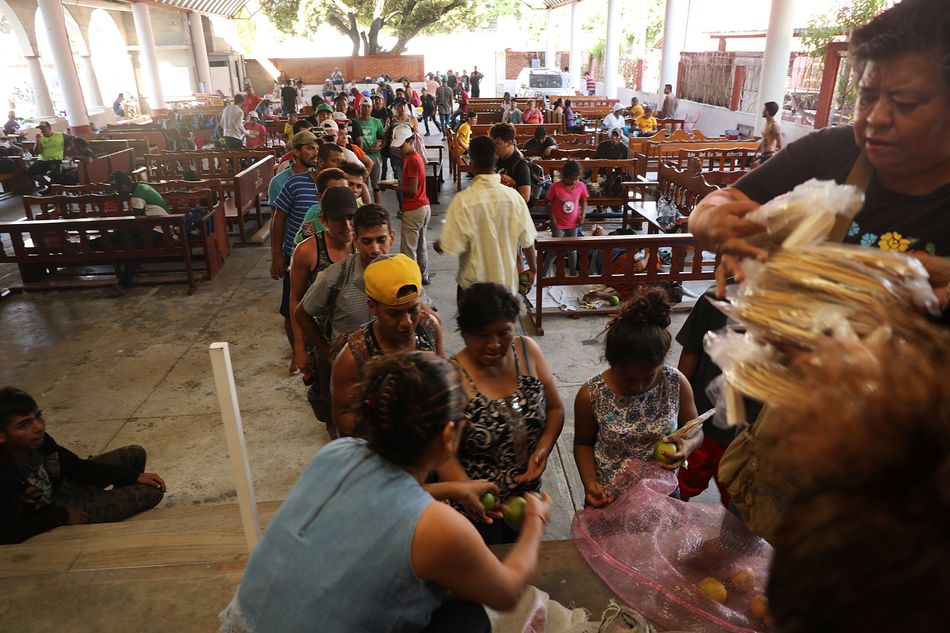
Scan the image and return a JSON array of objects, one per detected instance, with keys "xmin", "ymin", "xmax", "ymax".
[
  {"xmin": 190, "ymin": 11, "xmax": 212, "ymax": 93},
  {"xmin": 545, "ymin": 9, "xmax": 556, "ymax": 70},
  {"xmin": 604, "ymin": 0, "xmax": 621, "ymax": 99},
  {"xmin": 79, "ymin": 55, "xmax": 104, "ymax": 108},
  {"xmin": 569, "ymin": 1, "xmax": 581, "ymax": 91},
  {"xmin": 131, "ymin": 0, "xmax": 167, "ymax": 115},
  {"xmin": 36, "ymin": 0, "xmax": 90, "ymax": 131},
  {"xmin": 659, "ymin": 0, "xmax": 688, "ymax": 92},
  {"xmin": 755, "ymin": 0, "xmax": 795, "ymax": 134},
  {"xmin": 24, "ymin": 55, "xmax": 56, "ymax": 118}
]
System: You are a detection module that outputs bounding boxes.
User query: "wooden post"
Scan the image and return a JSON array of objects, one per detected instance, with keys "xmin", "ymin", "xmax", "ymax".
[
  {"xmin": 813, "ymin": 41, "xmax": 847, "ymax": 129},
  {"xmin": 209, "ymin": 342, "xmax": 261, "ymax": 554},
  {"xmin": 730, "ymin": 66, "xmax": 746, "ymax": 111}
]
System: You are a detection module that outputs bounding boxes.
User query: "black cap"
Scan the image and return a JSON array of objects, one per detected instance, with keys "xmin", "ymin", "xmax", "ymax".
[
  {"xmin": 321, "ymin": 185, "xmax": 358, "ymax": 220},
  {"xmin": 392, "ymin": 97, "xmax": 407, "ymax": 106}
]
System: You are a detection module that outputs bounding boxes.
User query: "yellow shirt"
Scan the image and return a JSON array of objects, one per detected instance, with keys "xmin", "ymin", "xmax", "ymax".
[
  {"xmin": 635, "ymin": 116, "xmax": 657, "ymax": 134},
  {"xmin": 629, "ymin": 104, "xmax": 644, "ymax": 119},
  {"xmin": 454, "ymin": 122, "xmax": 472, "ymax": 151},
  {"xmin": 283, "ymin": 122, "xmax": 293, "ymax": 138}
]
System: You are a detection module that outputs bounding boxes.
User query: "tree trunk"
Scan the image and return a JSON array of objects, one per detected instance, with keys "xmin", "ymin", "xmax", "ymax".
[
  {"xmin": 346, "ymin": 12, "xmax": 361, "ymax": 56},
  {"xmin": 367, "ymin": 17, "xmax": 384, "ymax": 55}
]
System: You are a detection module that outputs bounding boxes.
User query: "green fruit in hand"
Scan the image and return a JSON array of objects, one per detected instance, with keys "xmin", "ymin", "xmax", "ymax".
[
  {"xmin": 480, "ymin": 492, "xmax": 496, "ymax": 511},
  {"xmin": 519, "ymin": 273, "xmax": 530, "ymax": 283},
  {"xmin": 654, "ymin": 441, "xmax": 678, "ymax": 464},
  {"xmin": 502, "ymin": 496, "xmax": 527, "ymax": 530},
  {"xmin": 609, "ymin": 295, "xmax": 621, "ymax": 306}
]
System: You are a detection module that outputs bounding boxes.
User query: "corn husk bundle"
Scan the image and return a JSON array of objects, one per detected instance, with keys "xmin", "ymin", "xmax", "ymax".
[{"xmin": 705, "ymin": 181, "xmax": 943, "ymax": 424}]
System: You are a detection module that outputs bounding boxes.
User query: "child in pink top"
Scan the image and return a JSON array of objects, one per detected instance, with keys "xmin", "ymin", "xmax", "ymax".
[
  {"xmin": 522, "ymin": 100, "xmax": 544, "ymax": 125},
  {"xmin": 543, "ymin": 160, "xmax": 588, "ymax": 276}
]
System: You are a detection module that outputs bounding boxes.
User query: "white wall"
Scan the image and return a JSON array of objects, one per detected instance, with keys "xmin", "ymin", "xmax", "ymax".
[{"xmin": 619, "ymin": 87, "xmax": 815, "ymax": 143}]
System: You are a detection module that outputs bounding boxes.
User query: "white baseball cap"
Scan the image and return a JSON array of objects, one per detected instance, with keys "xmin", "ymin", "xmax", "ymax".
[
  {"xmin": 612, "ymin": 102, "xmax": 625, "ymax": 113},
  {"xmin": 390, "ymin": 124, "xmax": 414, "ymax": 149},
  {"xmin": 332, "ymin": 111, "xmax": 348, "ymax": 122},
  {"xmin": 320, "ymin": 119, "xmax": 339, "ymax": 133},
  {"xmin": 248, "ymin": 111, "xmax": 259, "ymax": 119}
]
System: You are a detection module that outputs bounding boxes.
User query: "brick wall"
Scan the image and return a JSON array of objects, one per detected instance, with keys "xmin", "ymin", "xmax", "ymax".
[
  {"xmin": 271, "ymin": 55, "xmax": 425, "ymax": 84},
  {"xmin": 504, "ymin": 50, "xmax": 571, "ymax": 79}
]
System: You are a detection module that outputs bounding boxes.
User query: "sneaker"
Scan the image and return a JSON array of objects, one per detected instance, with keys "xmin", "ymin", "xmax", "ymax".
[{"xmin": 421, "ymin": 275, "xmax": 431, "ymax": 286}]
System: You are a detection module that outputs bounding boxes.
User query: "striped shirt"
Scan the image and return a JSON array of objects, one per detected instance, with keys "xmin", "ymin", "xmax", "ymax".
[{"xmin": 273, "ymin": 172, "xmax": 317, "ymax": 258}]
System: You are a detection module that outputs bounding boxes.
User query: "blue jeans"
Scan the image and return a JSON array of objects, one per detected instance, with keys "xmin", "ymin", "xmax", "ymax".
[
  {"xmin": 438, "ymin": 113, "xmax": 452, "ymax": 133},
  {"xmin": 389, "ymin": 150, "xmax": 404, "ymax": 207},
  {"xmin": 543, "ymin": 226, "xmax": 580, "ymax": 276}
]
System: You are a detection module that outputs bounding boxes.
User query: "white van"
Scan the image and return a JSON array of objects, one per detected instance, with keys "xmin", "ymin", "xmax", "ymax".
[{"xmin": 516, "ymin": 67, "xmax": 571, "ymax": 99}]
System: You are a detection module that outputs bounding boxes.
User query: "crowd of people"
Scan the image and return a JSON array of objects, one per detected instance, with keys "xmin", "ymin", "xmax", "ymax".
[{"xmin": 2, "ymin": 1, "xmax": 949, "ymax": 631}]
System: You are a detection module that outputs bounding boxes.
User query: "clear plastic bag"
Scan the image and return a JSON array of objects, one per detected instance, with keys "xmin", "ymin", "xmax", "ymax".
[
  {"xmin": 744, "ymin": 178, "xmax": 864, "ymax": 248},
  {"xmin": 573, "ymin": 460, "xmax": 774, "ymax": 633}
]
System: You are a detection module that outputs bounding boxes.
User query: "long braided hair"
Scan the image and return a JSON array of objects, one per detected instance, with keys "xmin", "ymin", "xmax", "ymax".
[{"xmin": 356, "ymin": 352, "xmax": 464, "ymax": 467}]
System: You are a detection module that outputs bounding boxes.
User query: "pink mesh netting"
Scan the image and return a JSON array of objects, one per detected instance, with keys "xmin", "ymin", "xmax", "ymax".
[{"xmin": 572, "ymin": 460, "xmax": 774, "ymax": 633}]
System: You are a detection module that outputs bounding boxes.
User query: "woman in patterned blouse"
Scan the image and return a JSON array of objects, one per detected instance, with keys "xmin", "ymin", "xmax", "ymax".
[
  {"xmin": 438, "ymin": 283, "xmax": 564, "ymax": 544},
  {"xmin": 573, "ymin": 287, "xmax": 701, "ymax": 507}
]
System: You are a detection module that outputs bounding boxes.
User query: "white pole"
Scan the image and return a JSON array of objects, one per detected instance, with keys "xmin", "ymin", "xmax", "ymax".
[
  {"xmin": 24, "ymin": 55, "xmax": 55, "ymax": 118},
  {"xmin": 131, "ymin": 0, "xmax": 167, "ymax": 115},
  {"xmin": 754, "ymin": 0, "xmax": 796, "ymax": 134},
  {"xmin": 35, "ymin": 0, "xmax": 91, "ymax": 131},
  {"xmin": 545, "ymin": 9, "xmax": 556, "ymax": 70},
  {"xmin": 569, "ymin": 1, "xmax": 581, "ymax": 92},
  {"xmin": 209, "ymin": 342, "xmax": 261, "ymax": 554},
  {"xmin": 604, "ymin": 0, "xmax": 621, "ymax": 99},
  {"xmin": 190, "ymin": 11, "xmax": 213, "ymax": 93},
  {"xmin": 659, "ymin": 0, "xmax": 688, "ymax": 92}
]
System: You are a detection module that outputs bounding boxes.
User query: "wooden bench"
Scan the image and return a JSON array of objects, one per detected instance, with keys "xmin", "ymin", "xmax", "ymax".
[
  {"xmin": 100, "ymin": 129, "xmax": 168, "ymax": 153},
  {"xmin": 531, "ymin": 233, "xmax": 715, "ymax": 333},
  {"xmin": 674, "ymin": 147, "xmax": 756, "ymax": 172},
  {"xmin": 532, "ymin": 158, "xmax": 641, "ymax": 224},
  {"xmin": 78, "ymin": 149, "xmax": 144, "ymax": 184},
  {"xmin": 144, "ymin": 150, "xmax": 273, "ymax": 181},
  {"xmin": 470, "ymin": 123, "xmax": 564, "ymax": 138},
  {"xmin": 21, "ymin": 190, "xmax": 225, "ymax": 281},
  {"xmin": 622, "ymin": 163, "xmax": 721, "ymax": 233},
  {"xmin": 0, "ymin": 215, "xmax": 201, "ymax": 293},
  {"xmin": 638, "ymin": 139, "xmax": 759, "ymax": 173},
  {"xmin": 0, "ymin": 157, "xmax": 34, "ymax": 198}
]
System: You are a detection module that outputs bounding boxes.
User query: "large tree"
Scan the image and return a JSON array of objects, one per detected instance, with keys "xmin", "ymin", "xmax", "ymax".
[{"xmin": 264, "ymin": 0, "xmax": 520, "ymax": 56}]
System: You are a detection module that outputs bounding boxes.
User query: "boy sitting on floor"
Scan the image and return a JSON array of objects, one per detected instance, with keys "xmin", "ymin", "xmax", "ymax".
[{"xmin": 0, "ymin": 387, "xmax": 165, "ymax": 544}]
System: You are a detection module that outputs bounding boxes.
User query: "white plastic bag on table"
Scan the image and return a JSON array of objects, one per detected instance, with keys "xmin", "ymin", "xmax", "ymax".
[{"xmin": 486, "ymin": 585, "xmax": 594, "ymax": 633}]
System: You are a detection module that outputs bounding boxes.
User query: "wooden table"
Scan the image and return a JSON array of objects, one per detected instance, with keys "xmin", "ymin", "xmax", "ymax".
[{"xmin": 491, "ymin": 538, "xmax": 620, "ymax": 616}]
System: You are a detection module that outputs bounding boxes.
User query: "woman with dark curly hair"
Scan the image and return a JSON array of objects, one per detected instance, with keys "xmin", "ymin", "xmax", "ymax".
[
  {"xmin": 220, "ymin": 352, "xmax": 551, "ymax": 633},
  {"xmin": 437, "ymin": 283, "xmax": 564, "ymax": 545},
  {"xmin": 573, "ymin": 287, "xmax": 700, "ymax": 508}
]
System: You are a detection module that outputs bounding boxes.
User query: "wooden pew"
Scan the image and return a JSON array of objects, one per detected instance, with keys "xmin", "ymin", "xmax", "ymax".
[
  {"xmin": 0, "ymin": 215, "xmax": 201, "ymax": 293},
  {"xmin": 78, "ymin": 149, "xmax": 142, "ymax": 185},
  {"xmin": 533, "ymin": 158, "xmax": 640, "ymax": 224},
  {"xmin": 21, "ymin": 190, "xmax": 223, "ymax": 282},
  {"xmin": 149, "ymin": 181, "xmax": 231, "ymax": 259},
  {"xmin": 470, "ymin": 123, "xmax": 564, "ymax": 138},
  {"xmin": 531, "ymin": 233, "xmax": 715, "ymax": 334},
  {"xmin": 674, "ymin": 147, "xmax": 756, "ymax": 172},
  {"xmin": 232, "ymin": 156, "xmax": 274, "ymax": 244},
  {"xmin": 638, "ymin": 138, "xmax": 759, "ymax": 173},
  {"xmin": 0, "ymin": 157, "xmax": 34, "ymax": 198},
  {"xmin": 623, "ymin": 163, "xmax": 721, "ymax": 232},
  {"xmin": 100, "ymin": 129, "xmax": 167, "ymax": 153},
  {"xmin": 144, "ymin": 150, "xmax": 273, "ymax": 181}
]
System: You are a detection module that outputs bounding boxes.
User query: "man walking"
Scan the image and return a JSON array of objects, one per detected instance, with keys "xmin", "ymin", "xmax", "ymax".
[
  {"xmin": 757, "ymin": 101, "xmax": 783, "ymax": 164},
  {"xmin": 435, "ymin": 78, "xmax": 454, "ymax": 134},
  {"xmin": 379, "ymin": 126, "xmax": 431, "ymax": 284},
  {"xmin": 221, "ymin": 94, "xmax": 246, "ymax": 148},
  {"xmin": 470, "ymin": 66, "xmax": 484, "ymax": 98},
  {"xmin": 436, "ymin": 136, "xmax": 538, "ymax": 302},
  {"xmin": 660, "ymin": 83, "xmax": 678, "ymax": 118}
]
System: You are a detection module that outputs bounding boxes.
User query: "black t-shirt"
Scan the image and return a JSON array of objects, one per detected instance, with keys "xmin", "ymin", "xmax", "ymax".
[
  {"xmin": 470, "ymin": 73, "xmax": 481, "ymax": 87},
  {"xmin": 280, "ymin": 85, "xmax": 297, "ymax": 108},
  {"xmin": 595, "ymin": 140, "xmax": 629, "ymax": 159},
  {"xmin": 675, "ymin": 290, "xmax": 760, "ymax": 445},
  {"xmin": 371, "ymin": 108, "xmax": 390, "ymax": 127},
  {"xmin": 447, "ymin": 75, "xmax": 457, "ymax": 88},
  {"xmin": 523, "ymin": 137, "xmax": 557, "ymax": 153},
  {"xmin": 735, "ymin": 126, "xmax": 950, "ymax": 257},
  {"xmin": 496, "ymin": 149, "xmax": 532, "ymax": 191}
]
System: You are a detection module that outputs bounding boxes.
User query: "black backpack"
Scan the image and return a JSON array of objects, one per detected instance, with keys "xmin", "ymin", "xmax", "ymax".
[{"xmin": 517, "ymin": 157, "xmax": 545, "ymax": 204}]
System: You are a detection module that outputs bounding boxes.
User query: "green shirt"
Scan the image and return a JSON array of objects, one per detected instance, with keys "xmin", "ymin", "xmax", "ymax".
[
  {"xmin": 130, "ymin": 183, "xmax": 170, "ymax": 216},
  {"xmin": 38, "ymin": 133, "xmax": 65, "ymax": 160},
  {"xmin": 356, "ymin": 116, "xmax": 385, "ymax": 160}
]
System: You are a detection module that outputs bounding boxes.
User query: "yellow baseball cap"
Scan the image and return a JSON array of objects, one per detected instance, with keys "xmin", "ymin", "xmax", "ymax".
[{"xmin": 364, "ymin": 254, "xmax": 422, "ymax": 305}]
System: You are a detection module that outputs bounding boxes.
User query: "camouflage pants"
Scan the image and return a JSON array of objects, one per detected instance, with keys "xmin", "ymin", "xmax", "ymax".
[{"xmin": 57, "ymin": 445, "xmax": 164, "ymax": 524}]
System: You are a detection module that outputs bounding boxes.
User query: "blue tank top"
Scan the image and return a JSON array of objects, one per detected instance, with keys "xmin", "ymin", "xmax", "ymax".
[{"xmin": 234, "ymin": 438, "xmax": 445, "ymax": 632}]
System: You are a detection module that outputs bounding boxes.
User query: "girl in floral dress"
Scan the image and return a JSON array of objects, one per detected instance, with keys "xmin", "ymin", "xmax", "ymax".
[{"xmin": 573, "ymin": 287, "xmax": 702, "ymax": 507}]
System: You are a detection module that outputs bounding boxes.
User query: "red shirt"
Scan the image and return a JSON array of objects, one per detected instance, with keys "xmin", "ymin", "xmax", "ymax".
[
  {"xmin": 458, "ymin": 90, "xmax": 469, "ymax": 112},
  {"xmin": 353, "ymin": 93, "xmax": 364, "ymax": 111},
  {"xmin": 401, "ymin": 150, "xmax": 429, "ymax": 211},
  {"xmin": 242, "ymin": 94, "xmax": 262, "ymax": 115}
]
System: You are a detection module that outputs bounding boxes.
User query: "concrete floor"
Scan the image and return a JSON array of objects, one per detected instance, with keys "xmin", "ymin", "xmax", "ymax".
[{"xmin": 0, "ymin": 141, "xmax": 718, "ymax": 521}]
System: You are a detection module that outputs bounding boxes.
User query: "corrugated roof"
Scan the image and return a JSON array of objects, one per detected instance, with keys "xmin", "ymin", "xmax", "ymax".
[
  {"xmin": 148, "ymin": 0, "xmax": 249, "ymax": 18},
  {"xmin": 521, "ymin": 0, "xmax": 578, "ymax": 9}
]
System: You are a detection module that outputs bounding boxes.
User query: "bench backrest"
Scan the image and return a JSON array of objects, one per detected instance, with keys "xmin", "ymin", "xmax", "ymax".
[
  {"xmin": 100, "ymin": 129, "xmax": 167, "ymax": 152},
  {"xmin": 235, "ymin": 156, "xmax": 275, "ymax": 215},
  {"xmin": 533, "ymin": 158, "xmax": 639, "ymax": 185},
  {"xmin": 657, "ymin": 162, "xmax": 719, "ymax": 215},
  {"xmin": 145, "ymin": 151, "xmax": 273, "ymax": 180},
  {"xmin": 644, "ymin": 139, "xmax": 759, "ymax": 160},
  {"xmin": 675, "ymin": 147, "xmax": 756, "ymax": 171},
  {"xmin": 23, "ymin": 194, "xmax": 133, "ymax": 220},
  {"xmin": 0, "ymin": 216, "xmax": 189, "ymax": 263},
  {"xmin": 471, "ymin": 123, "xmax": 564, "ymax": 138}
]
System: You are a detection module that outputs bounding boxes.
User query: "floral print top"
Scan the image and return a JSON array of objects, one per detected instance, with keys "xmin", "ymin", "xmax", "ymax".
[{"xmin": 588, "ymin": 365, "xmax": 680, "ymax": 497}]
